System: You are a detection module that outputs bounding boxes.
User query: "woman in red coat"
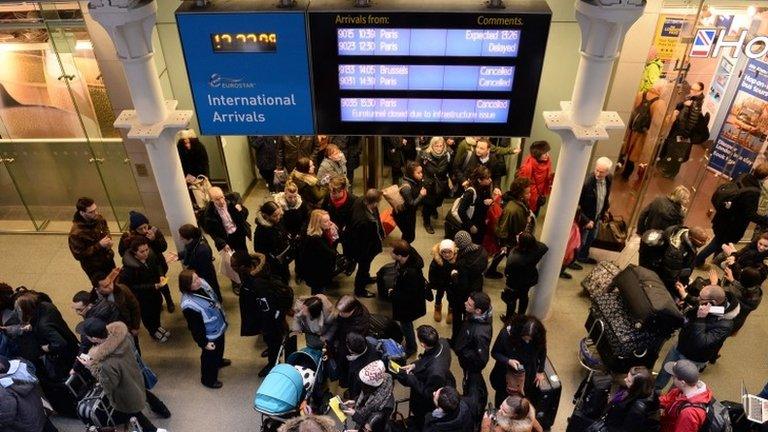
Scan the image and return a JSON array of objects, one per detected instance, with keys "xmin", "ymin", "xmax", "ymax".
[{"xmin": 516, "ymin": 141, "xmax": 553, "ymax": 216}]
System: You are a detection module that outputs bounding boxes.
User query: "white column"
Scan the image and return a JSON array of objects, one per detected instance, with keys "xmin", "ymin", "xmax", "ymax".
[
  {"xmin": 89, "ymin": 0, "xmax": 194, "ymax": 250},
  {"xmin": 529, "ymin": 0, "xmax": 645, "ymax": 319}
]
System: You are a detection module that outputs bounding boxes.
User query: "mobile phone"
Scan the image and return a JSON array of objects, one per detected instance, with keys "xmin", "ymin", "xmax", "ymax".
[
  {"xmin": 708, "ymin": 305, "xmax": 725, "ymax": 316},
  {"xmin": 78, "ymin": 354, "xmax": 91, "ymax": 362}
]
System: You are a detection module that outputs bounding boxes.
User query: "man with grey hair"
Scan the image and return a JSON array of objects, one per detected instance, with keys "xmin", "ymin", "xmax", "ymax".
[
  {"xmin": 576, "ymin": 157, "xmax": 614, "ymax": 264},
  {"xmin": 200, "ymin": 186, "xmax": 250, "ymax": 253}
]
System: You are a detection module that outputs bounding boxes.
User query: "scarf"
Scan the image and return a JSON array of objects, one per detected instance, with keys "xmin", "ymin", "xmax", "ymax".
[{"xmin": 331, "ymin": 190, "xmax": 348, "ymax": 208}]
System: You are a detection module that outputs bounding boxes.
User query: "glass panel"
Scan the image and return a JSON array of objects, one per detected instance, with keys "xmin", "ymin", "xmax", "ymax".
[
  {"xmin": 89, "ymin": 139, "xmax": 143, "ymax": 230},
  {"xmin": 0, "ymin": 159, "xmax": 37, "ymax": 231}
]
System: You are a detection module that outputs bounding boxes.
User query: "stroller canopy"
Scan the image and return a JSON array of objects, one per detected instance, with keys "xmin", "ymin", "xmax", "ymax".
[{"xmin": 254, "ymin": 364, "xmax": 304, "ymax": 415}]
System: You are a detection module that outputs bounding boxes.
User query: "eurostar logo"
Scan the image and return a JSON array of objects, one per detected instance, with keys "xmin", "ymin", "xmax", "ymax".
[{"xmin": 209, "ymin": 73, "xmax": 255, "ymax": 89}]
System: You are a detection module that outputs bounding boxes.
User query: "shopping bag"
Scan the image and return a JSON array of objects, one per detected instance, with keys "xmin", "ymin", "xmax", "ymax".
[
  {"xmin": 381, "ymin": 184, "xmax": 405, "ymax": 212},
  {"xmin": 380, "ymin": 209, "xmax": 397, "ymax": 236},
  {"xmin": 219, "ymin": 248, "xmax": 241, "ymax": 284}
]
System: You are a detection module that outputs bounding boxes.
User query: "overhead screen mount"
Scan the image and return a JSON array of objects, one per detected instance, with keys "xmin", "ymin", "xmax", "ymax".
[{"xmin": 308, "ymin": 0, "xmax": 552, "ymax": 136}]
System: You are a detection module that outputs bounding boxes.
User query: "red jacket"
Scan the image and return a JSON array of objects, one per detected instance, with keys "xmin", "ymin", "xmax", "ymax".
[
  {"xmin": 659, "ymin": 385, "xmax": 713, "ymax": 432},
  {"xmin": 517, "ymin": 156, "xmax": 552, "ymax": 213}
]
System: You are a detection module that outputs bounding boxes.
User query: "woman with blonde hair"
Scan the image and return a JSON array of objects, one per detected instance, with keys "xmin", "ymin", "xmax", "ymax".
[
  {"xmin": 419, "ymin": 136, "xmax": 452, "ymax": 234},
  {"xmin": 296, "ymin": 209, "xmax": 339, "ymax": 294},
  {"xmin": 636, "ymin": 185, "xmax": 690, "ymax": 234}
]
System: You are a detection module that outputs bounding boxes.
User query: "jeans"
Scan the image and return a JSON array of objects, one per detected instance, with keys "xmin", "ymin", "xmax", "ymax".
[
  {"xmin": 577, "ymin": 223, "xmax": 600, "ymax": 261},
  {"xmin": 694, "ymin": 236, "xmax": 725, "ymax": 267},
  {"xmin": 201, "ymin": 334, "xmax": 225, "ymax": 386},
  {"xmin": 400, "ymin": 320, "xmax": 416, "ymax": 354},
  {"xmin": 654, "ymin": 345, "xmax": 708, "ymax": 390}
]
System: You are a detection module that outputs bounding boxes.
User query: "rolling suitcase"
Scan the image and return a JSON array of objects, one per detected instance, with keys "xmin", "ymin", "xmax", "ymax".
[
  {"xmin": 573, "ymin": 372, "xmax": 612, "ymax": 419},
  {"xmin": 376, "ymin": 262, "xmax": 397, "ymax": 300},
  {"xmin": 535, "ymin": 356, "xmax": 562, "ymax": 430},
  {"xmin": 368, "ymin": 313, "xmax": 404, "ymax": 343},
  {"xmin": 566, "ymin": 410, "xmax": 596, "ymax": 432},
  {"xmin": 614, "ymin": 265, "xmax": 684, "ymax": 336},
  {"xmin": 580, "ymin": 261, "xmax": 620, "ymax": 298}
]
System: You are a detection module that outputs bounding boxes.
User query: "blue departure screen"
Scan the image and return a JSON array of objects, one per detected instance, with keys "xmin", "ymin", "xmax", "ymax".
[
  {"xmin": 337, "ymin": 28, "xmax": 520, "ymax": 57},
  {"xmin": 340, "ymin": 98, "xmax": 510, "ymax": 123},
  {"xmin": 338, "ymin": 64, "xmax": 514, "ymax": 91}
]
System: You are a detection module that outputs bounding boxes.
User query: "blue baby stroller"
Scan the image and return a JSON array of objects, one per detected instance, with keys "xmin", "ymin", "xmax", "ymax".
[{"xmin": 254, "ymin": 345, "xmax": 325, "ymax": 431}]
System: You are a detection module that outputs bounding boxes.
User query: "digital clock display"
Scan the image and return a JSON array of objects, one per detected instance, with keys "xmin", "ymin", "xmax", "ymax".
[{"xmin": 211, "ymin": 32, "xmax": 277, "ymax": 53}]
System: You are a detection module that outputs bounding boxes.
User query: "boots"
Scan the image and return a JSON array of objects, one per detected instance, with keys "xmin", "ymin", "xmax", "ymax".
[
  {"xmin": 445, "ymin": 309, "xmax": 453, "ymax": 325},
  {"xmin": 433, "ymin": 302, "xmax": 443, "ymax": 322}
]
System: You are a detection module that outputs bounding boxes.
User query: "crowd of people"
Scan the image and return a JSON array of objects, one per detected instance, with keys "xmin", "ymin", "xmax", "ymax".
[{"xmin": 0, "ymin": 132, "xmax": 766, "ymax": 432}]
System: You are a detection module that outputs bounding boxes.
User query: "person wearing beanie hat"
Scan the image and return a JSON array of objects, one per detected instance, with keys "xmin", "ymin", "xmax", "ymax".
[
  {"xmin": 517, "ymin": 140, "xmax": 553, "ymax": 216},
  {"xmin": 451, "ymin": 231, "xmax": 487, "ymax": 339},
  {"xmin": 80, "ymin": 320, "xmax": 169, "ymax": 432},
  {"xmin": 658, "ymin": 359, "xmax": 713, "ymax": 432},
  {"xmin": 343, "ymin": 360, "xmax": 395, "ymax": 429},
  {"xmin": 119, "ymin": 211, "xmax": 175, "ymax": 313},
  {"xmin": 429, "ymin": 239, "xmax": 459, "ymax": 323}
]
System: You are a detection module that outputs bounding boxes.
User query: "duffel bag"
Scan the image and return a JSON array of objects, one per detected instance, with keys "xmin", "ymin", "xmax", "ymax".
[
  {"xmin": 589, "ymin": 293, "xmax": 655, "ymax": 358},
  {"xmin": 614, "ymin": 264, "xmax": 683, "ymax": 336},
  {"xmin": 581, "ymin": 261, "xmax": 620, "ymax": 298}
]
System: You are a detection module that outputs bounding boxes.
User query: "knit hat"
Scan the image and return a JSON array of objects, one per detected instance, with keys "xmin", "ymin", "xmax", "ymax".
[
  {"xmin": 664, "ymin": 359, "xmax": 699, "ymax": 385},
  {"xmin": 439, "ymin": 239, "xmax": 456, "ymax": 251},
  {"xmin": 129, "ymin": 211, "xmax": 149, "ymax": 231},
  {"xmin": 82, "ymin": 317, "xmax": 108, "ymax": 339},
  {"xmin": 454, "ymin": 231, "xmax": 473, "ymax": 250},
  {"xmin": 359, "ymin": 360, "xmax": 386, "ymax": 387}
]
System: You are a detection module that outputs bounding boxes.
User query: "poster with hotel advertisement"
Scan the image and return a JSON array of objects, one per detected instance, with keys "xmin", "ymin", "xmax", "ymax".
[
  {"xmin": 653, "ymin": 15, "xmax": 685, "ymax": 61},
  {"xmin": 707, "ymin": 58, "xmax": 768, "ymax": 178}
]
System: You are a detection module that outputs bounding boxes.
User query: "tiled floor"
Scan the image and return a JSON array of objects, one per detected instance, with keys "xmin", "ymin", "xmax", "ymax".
[{"xmin": 2, "ymin": 184, "xmax": 765, "ymax": 431}]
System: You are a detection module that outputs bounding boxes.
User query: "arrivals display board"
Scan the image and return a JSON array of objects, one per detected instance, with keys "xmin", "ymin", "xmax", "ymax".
[
  {"xmin": 176, "ymin": 2, "xmax": 314, "ymax": 135},
  {"xmin": 308, "ymin": 0, "xmax": 551, "ymax": 136}
]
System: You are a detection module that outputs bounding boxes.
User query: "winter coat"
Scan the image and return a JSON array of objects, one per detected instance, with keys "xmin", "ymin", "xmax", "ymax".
[
  {"xmin": 87, "ymin": 322, "xmax": 146, "ymax": 413},
  {"xmin": 390, "ymin": 249, "xmax": 427, "ymax": 322},
  {"xmin": 713, "ymin": 241, "xmax": 768, "ymax": 275},
  {"xmin": 495, "ymin": 199, "xmax": 532, "ymax": 247},
  {"xmin": 656, "ymin": 226, "xmax": 698, "ymax": 290},
  {"xmin": 291, "ymin": 294, "xmax": 338, "ymax": 348},
  {"xmin": 347, "ymin": 200, "xmax": 384, "ymax": 262},
  {"xmin": 278, "ymin": 135, "xmax": 317, "ymax": 173},
  {"xmin": 456, "ymin": 153, "xmax": 507, "ymax": 187},
  {"xmin": 120, "ymin": 251, "xmax": 163, "ymax": 304},
  {"xmin": 676, "ymin": 292, "xmax": 739, "ymax": 362},
  {"xmin": 0, "ymin": 360, "xmax": 47, "ymax": 432},
  {"xmin": 637, "ymin": 197, "xmax": 685, "ymax": 235},
  {"xmin": 453, "ymin": 309, "xmax": 493, "ymax": 372},
  {"xmin": 428, "ymin": 243, "xmax": 460, "ymax": 306},
  {"xmin": 384, "ymin": 136, "xmax": 418, "ymax": 175},
  {"xmin": 454, "ymin": 137, "xmax": 516, "ymax": 170},
  {"xmin": 351, "ymin": 374, "xmax": 395, "ymax": 428},
  {"xmin": 97, "ymin": 283, "xmax": 141, "ymax": 332},
  {"xmin": 68, "ymin": 212, "xmax": 115, "ymax": 278},
  {"xmin": 331, "ymin": 136, "xmax": 362, "ymax": 171},
  {"xmin": 324, "ymin": 191, "xmax": 358, "ymax": 234},
  {"xmin": 31, "ymin": 301, "xmax": 79, "ymax": 382},
  {"xmin": 395, "ymin": 338, "xmax": 454, "ymax": 418},
  {"xmin": 119, "ymin": 229, "xmax": 169, "ymax": 274},
  {"xmin": 200, "ymin": 194, "xmax": 251, "ymax": 251},
  {"xmin": 335, "ymin": 302, "xmax": 370, "ymax": 353},
  {"xmin": 253, "ymin": 213, "xmax": 291, "ymax": 274},
  {"xmin": 398, "ymin": 175, "xmax": 425, "ymax": 214},
  {"xmin": 604, "ymin": 390, "xmax": 660, "ymax": 432},
  {"xmin": 273, "ymin": 192, "xmax": 309, "ymax": 236},
  {"xmin": 505, "ymin": 241, "xmax": 549, "ymax": 290},
  {"xmin": 290, "ymin": 170, "xmax": 327, "ymax": 210},
  {"xmin": 579, "ymin": 174, "xmax": 612, "ymax": 222},
  {"xmin": 712, "ymin": 172, "xmax": 768, "ymax": 242},
  {"xmin": 424, "ymin": 399, "xmax": 475, "ymax": 432},
  {"xmin": 317, "ymin": 154, "xmax": 348, "ymax": 184},
  {"xmin": 446, "ymin": 186, "xmax": 492, "ymax": 237},
  {"xmin": 455, "ymin": 245, "xmax": 488, "ymax": 294},
  {"xmin": 237, "ymin": 253, "xmax": 286, "ymax": 337},
  {"xmin": 248, "ymin": 136, "xmax": 278, "ymax": 172},
  {"xmin": 729, "ymin": 281, "xmax": 762, "ymax": 333},
  {"xmin": 490, "ymin": 325, "xmax": 547, "ymax": 394},
  {"xmin": 419, "ymin": 150, "xmax": 452, "ymax": 207},
  {"xmin": 179, "ymin": 235, "xmax": 221, "ymax": 301},
  {"xmin": 345, "ymin": 340, "xmax": 381, "ymax": 398},
  {"xmin": 177, "ymin": 138, "xmax": 210, "ymax": 177},
  {"xmin": 296, "ymin": 234, "xmax": 337, "ymax": 288},
  {"xmin": 517, "ymin": 156, "xmax": 552, "ymax": 213},
  {"xmin": 659, "ymin": 383, "xmax": 712, "ymax": 432}
]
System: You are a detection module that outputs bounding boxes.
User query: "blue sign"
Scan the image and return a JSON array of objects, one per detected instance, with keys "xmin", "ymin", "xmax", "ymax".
[{"xmin": 176, "ymin": 11, "xmax": 314, "ymax": 135}]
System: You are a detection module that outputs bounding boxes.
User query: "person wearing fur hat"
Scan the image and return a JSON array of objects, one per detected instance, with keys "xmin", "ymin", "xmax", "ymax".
[
  {"xmin": 516, "ymin": 141, "xmax": 553, "ymax": 216},
  {"xmin": 273, "ymin": 181, "xmax": 309, "ymax": 238},
  {"xmin": 429, "ymin": 239, "xmax": 459, "ymax": 324},
  {"xmin": 177, "ymin": 129, "xmax": 209, "ymax": 180},
  {"xmin": 277, "ymin": 415, "xmax": 337, "ymax": 432},
  {"xmin": 79, "ymin": 319, "xmax": 168, "ymax": 432},
  {"xmin": 119, "ymin": 211, "xmax": 175, "ymax": 313},
  {"xmin": 342, "ymin": 360, "xmax": 395, "ymax": 429},
  {"xmin": 253, "ymin": 201, "xmax": 292, "ymax": 284}
]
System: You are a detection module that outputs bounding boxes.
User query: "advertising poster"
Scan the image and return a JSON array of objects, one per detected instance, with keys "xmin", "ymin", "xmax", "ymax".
[
  {"xmin": 708, "ymin": 59, "xmax": 768, "ymax": 178},
  {"xmin": 653, "ymin": 15, "xmax": 685, "ymax": 61}
]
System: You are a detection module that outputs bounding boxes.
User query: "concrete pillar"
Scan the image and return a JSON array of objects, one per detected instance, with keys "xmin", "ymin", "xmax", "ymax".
[
  {"xmin": 89, "ymin": 0, "xmax": 194, "ymax": 250},
  {"xmin": 529, "ymin": 0, "xmax": 646, "ymax": 319}
]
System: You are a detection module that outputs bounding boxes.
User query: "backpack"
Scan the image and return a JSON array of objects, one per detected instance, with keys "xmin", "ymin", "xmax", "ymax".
[
  {"xmin": 630, "ymin": 92, "xmax": 659, "ymax": 133},
  {"xmin": 681, "ymin": 399, "xmax": 733, "ymax": 432},
  {"xmin": 711, "ymin": 180, "xmax": 759, "ymax": 213}
]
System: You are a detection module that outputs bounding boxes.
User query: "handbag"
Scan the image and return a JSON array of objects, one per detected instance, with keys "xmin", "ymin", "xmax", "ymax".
[
  {"xmin": 219, "ymin": 248, "xmax": 241, "ymax": 284},
  {"xmin": 133, "ymin": 344, "xmax": 158, "ymax": 390},
  {"xmin": 380, "ymin": 208, "xmax": 397, "ymax": 235},
  {"xmin": 592, "ymin": 213, "xmax": 628, "ymax": 252},
  {"xmin": 382, "ymin": 184, "xmax": 405, "ymax": 212}
]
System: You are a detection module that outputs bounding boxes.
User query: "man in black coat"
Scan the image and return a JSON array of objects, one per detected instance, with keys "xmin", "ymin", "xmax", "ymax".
[
  {"xmin": 200, "ymin": 187, "xmax": 251, "ymax": 253},
  {"xmin": 423, "ymin": 386, "xmax": 474, "ymax": 432},
  {"xmin": 695, "ymin": 163, "xmax": 768, "ymax": 267},
  {"xmin": 452, "ymin": 292, "xmax": 492, "ymax": 424},
  {"xmin": 577, "ymin": 157, "xmax": 614, "ymax": 264},
  {"xmin": 395, "ymin": 325, "xmax": 455, "ymax": 431},
  {"xmin": 654, "ymin": 284, "xmax": 739, "ymax": 390},
  {"xmin": 453, "ymin": 138, "xmax": 507, "ymax": 188},
  {"xmin": 348, "ymin": 189, "xmax": 385, "ymax": 297},
  {"xmin": 343, "ymin": 332, "xmax": 380, "ymax": 399},
  {"xmin": 335, "ymin": 296, "xmax": 371, "ymax": 385}
]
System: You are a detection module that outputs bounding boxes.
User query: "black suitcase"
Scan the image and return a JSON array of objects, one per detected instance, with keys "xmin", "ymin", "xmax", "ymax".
[
  {"xmin": 368, "ymin": 313, "xmax": 404, "ymax": 344},
  {"xmin": 573, "ymin": 371, "xmax": 612, "ymax": 419},
  {"xmin": 614, "ymin": 265, "xmax": 684, "ymax": 336},
  {"xmin": 535, "ymin": 356, "xmax": 562, "ymax": 430},
  {"xmin": 638, "ymin": 229, "xmax": 666, "ymax": 269},
  {"xmin": 585, "ymin": 308, "xmax": 664, "ymax": 373},
  {"xmin": 376, "ymin": 262, "xmax": 397, "ymax": 301},
  {"xmin": 588, "ymin": 292, "xmax": 656, "ymax": 358},
  {"xmin": 566, "ymin": 410, "xmax": 596, "ymax": 432}
]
